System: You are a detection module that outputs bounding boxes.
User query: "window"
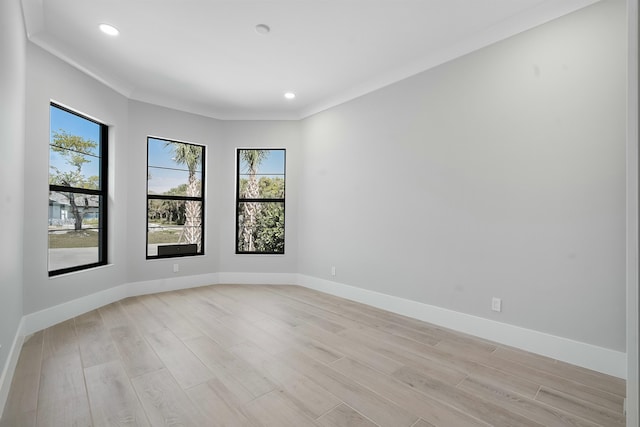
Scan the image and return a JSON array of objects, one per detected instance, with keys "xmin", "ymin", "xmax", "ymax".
[
  {"xmin": 147, "ymin": 137, "xmax": 205, "ymax": 258},
  {"xmin": 236, "ymin": 149, "xmax": 285, "ymax": 254},
  {"xmin": 48, "ymin": 104, "xmax": 108, "ymax": 276}
]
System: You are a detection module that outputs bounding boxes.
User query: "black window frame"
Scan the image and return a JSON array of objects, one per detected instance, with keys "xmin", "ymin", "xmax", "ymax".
[
  {"xmin": 146, "ymin": 137, "xmax": 206, "ymax": 259},
  {"xmin": 48, "ymin": 103, "xmax": 108, "ymax": 276},
  {"xmin": 235, "ymin": 148, "xmax": 286, "ymax": 255}
]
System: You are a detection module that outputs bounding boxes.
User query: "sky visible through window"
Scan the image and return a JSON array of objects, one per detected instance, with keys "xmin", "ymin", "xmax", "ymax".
[
  {"xmin": 50, "ymin": 108, "xmax": 285, "ymax": 195},
  {"xmin": 50, "ymin": 105, "xmax": 100, "ymax": 143},
  {"xmin": 49, "ymin": 104, "xmax": 107, "ymax": 274},
  {"xmin": 239, "ymin": 149, "xmax": 285, "ymax": 176},
  {"xmin": 147, "ymin": 138, "xmax": 205, "ymax": 195},
  {"xmin": 148, "ymin": 142, "xmax": 285, "ymax": 195},
  {"xmin": 49, "ymin": 105, "xmax": 101, "ymax": 178}
]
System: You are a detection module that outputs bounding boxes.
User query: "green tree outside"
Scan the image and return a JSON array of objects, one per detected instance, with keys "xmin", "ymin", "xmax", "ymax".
[{"xmin": 49, "ymin": 129, "xmax": 98, "ymax": 231}]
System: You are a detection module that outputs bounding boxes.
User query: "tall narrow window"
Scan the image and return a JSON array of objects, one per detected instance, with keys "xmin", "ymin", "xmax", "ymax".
[
  {"xmin": 147, "ymin": 137, "xmax": 205, "ymax": 258},
  {"xmin": 48, "ymin": 104, "xmax": 108, "ymax": 276},
  {"xmin": 236, "ymin": 149, "xmax": 285, "ymax": 254}
]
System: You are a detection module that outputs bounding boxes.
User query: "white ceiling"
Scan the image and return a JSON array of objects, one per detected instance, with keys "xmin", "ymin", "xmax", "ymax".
[{"xmin": 21, "ymin": 0, "xmax": 599, "ymax": 120}]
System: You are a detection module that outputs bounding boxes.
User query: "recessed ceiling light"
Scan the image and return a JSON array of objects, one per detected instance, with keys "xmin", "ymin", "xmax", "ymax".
[
  {"xmin": 284, "ymin": 92, "xmax": 296, "ymax": 100},
  {"xmin": 99, "ymin": 24, "xmax": 119, "ymax": 36},
  {"xmin": 255, "ymin": 24, "xmax": 271, "ymax": 35}
]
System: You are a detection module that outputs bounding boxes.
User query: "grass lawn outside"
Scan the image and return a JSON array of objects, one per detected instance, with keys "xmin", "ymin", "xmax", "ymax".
[
  {"xmin": 148, "ymin": 229, "xmax": 182, "ymax": 244},
  {"xmin": 48, "ymin": 230, "xmax": 98, "ymax": 248},
  {"xmin": 48, "ymin": 227, "xmax": 184, "ymax": 248}
]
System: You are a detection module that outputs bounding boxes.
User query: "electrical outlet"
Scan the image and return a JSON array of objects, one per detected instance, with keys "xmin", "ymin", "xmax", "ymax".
[
  {"xmin": 491, "ymin": 297, "xmax": 502, "ymax": 312},
  {"xmin": 331, "ymin": 266, "xmax": 336, "ymax": 276},
  {"xmin": 173, "ymin": 263, "xmax": 179, "ymax": 273}
]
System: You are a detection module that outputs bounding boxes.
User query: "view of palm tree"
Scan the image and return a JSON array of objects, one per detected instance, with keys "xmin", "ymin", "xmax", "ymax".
[
  {"xmin": 167, "ymin": 141, "xmax": 203, "ymax": 248},
  {"xmin": 52, "ymin": 131, "xmax": 284, "ymax": 259},
  {"xmin": 237, "ymin": 149, "xmax": 285, "ymax": 254},
  {"xmin": 147, "ymin": 138, "xmax": 204, "ymax": 257},
  {"xmin": 239, "ymin": 149, "xmax": 267, "ymax": 252}
]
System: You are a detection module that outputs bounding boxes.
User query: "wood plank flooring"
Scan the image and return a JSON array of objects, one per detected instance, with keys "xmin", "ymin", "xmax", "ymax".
[{"xmin": 0, "ymin": 284, "xmax": 626, "ymax": 427}]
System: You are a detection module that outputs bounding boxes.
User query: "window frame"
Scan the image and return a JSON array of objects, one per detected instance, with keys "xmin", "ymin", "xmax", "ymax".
[
  {"xmin": 235, "ymin": 148, "xmax": 286, "ymax": 255},
  {"xmin": 48, "ymin": 103, "xmax": 108, "ymax": 276},
  {"xmin": 146, "ymin": 136, "xmax": 206, "ymax": 260}
]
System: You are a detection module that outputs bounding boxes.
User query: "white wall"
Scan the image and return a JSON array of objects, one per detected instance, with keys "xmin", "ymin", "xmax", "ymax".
[
  {"xmin": 21, "ymin": 50, "xmax": 302, "ymax": 317},
  {"xmin": 126, "ymin": 101, "xmax": 223, "ymax": 282},
  {"xmin": 626, "ymin": 0, "xmax": 639, "ymax": 423},
  {"xmin": 218, "ymin": 121, "xmax": 301, "ymax": 275},
  {"xmin": 299, "ymin": 0, "xmax": 627, "ymax": 352},
  {"xmin": 126, "ymin": 104, "xmax": 301, "ymax": 282},
  {"xmin": 23, "ymin": 44, "xmax": 129, "ymax": 314},
  {"xmin": 2, "ymin": 2, "xmax": 635, "ymax": 420},
  {"xmin": 11, "ymin": 0, "xmax": 629, "ymax": 384},
  {"xmin": 0, "ymin": 0, "xmax": 26, "ymax": 395}
]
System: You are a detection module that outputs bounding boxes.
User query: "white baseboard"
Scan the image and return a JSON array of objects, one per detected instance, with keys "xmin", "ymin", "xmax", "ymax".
[
  {"xmin": 217, "ymin": 272, "xmax": 298, "ymax": 285},
  {"xmin": 14, "ymin": 272, "xmax": 626, "ymax": 383},
  {"xmin": 0, "ymin": 317, "xmax": 25, "ymax": 420},
  {"xmin": 298, "ymin": 275, "xmax": 627, "ymax": 379},
  {"xmin": 2, "ymin": 272, "xmax": 288, "ymax": 417},
  {"xmin": 22, "ymin": 273, "xmax": 221, "ymax": 336},
  {"xmin": 127, "ymin": 273, "xmax": 220, "ymax": 297},
  {"xmin": 20, "ymin": 272, "xmax": 293, "ymax": 336},
  {"xmin": 22, "ymin": 284, "xmax": 129, "ymax": 336}
]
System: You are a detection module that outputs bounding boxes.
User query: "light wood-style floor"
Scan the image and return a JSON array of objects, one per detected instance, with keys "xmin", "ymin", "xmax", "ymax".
[{"xmin": 0, "ymin": 284, "xmax": 626, "ymax": 427}]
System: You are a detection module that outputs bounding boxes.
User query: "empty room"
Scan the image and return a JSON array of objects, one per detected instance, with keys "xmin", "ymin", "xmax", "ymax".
[{"xmin": 1, "ymin": 0, "xmax": 638, "ymax": 426}]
